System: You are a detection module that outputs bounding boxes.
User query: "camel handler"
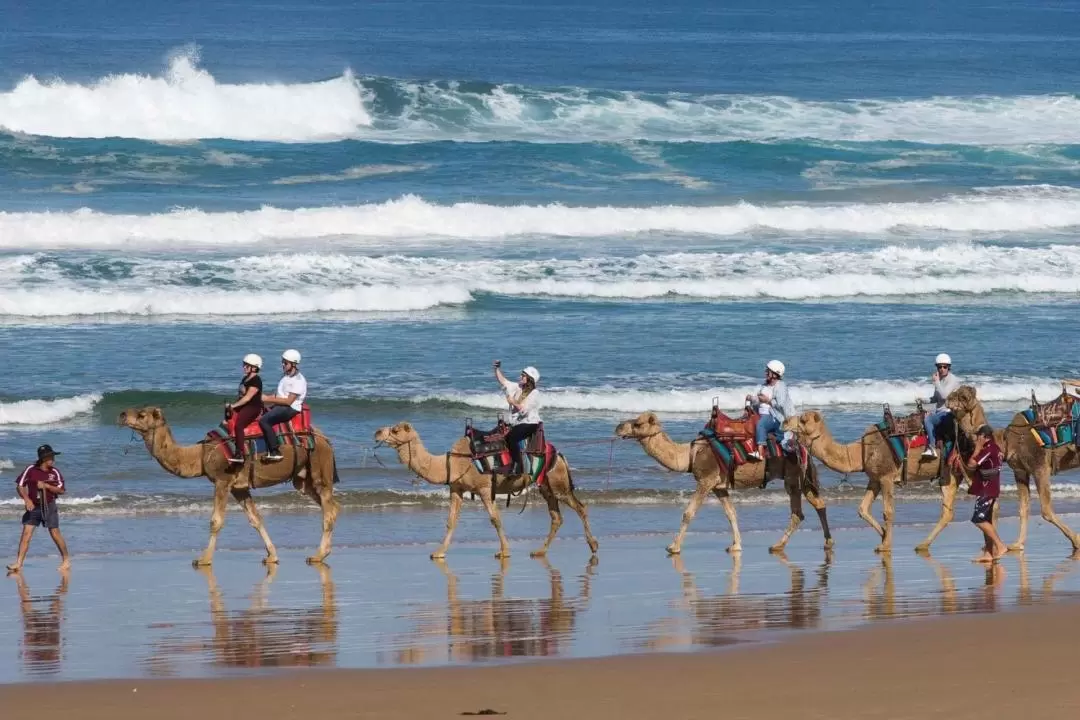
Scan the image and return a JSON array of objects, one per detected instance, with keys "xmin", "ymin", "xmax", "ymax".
[
  {"xmin": 7, "ymin": 444, "xmax": 71, "ymax": 573},
  {"xmin": 746, "ymin": 360, "xmax": 795, "ymax": 461},
  {"xmin": 225, "ymin": 353, "xmax": 265, "ymax": 464},
  {"xmin": 967, "ymin": 424, "xmax": 1007, "ymax": 563},
  {"xmin": 923, "ymin": 352, "xmax": 961, "ymax": 458},
  {"xmin": 493, "ymin": 360, "xmax": 542, "ymax": 475},
  {"xmin": 259, "ymin": 349, "xmax": 307, "ymax": 462}
]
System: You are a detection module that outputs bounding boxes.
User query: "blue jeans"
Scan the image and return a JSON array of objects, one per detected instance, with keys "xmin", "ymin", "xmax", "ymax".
[
  {"xmin": 756, "ymin": 414, "xmax": 781, "ymax": 445},
  {"xmin": 924, "ymin": 409, "xmax": 950, "ymax": 447},
  {"xmin": 259, "ymin": 406, "xmax": 298, "ymax": 452}
]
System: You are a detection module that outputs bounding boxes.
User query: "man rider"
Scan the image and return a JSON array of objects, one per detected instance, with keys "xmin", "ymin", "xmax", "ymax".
[
  {"xmin": 259, "ymin": 349, "xmax": 307, "ymax": 462},
  {"xmin": 923, "ymin": 352, "xmax": 961, "ymax": 458}
]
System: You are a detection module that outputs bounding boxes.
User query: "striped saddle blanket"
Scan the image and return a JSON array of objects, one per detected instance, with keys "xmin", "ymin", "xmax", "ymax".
[
  {"xmin": 698, "ymin": 423, "xmax": 808, "ymax": 484},
  {"xmin": 465, "ymin": 420, "xmax": 557, "ymax": 485},
  {"xmin": 1022, "ymin": 393, "xmax": 1080, "ymax": 448},
  {"xmin": 206, "ymin": 406, "xmax": 316, "ymax": 458},
  {"xmin": 875, "ymin": 420, "xmax": 955, "ymax": 468}
]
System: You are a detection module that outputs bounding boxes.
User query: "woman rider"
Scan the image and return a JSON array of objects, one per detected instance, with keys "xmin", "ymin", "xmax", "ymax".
[
  {"xmin": 493, "ymin": 360, "xmax": 542, "ymax": 475},
  {"xmin": 225, "ymin": 353, "xmax": 264, "ymax": 464},
  {"xmin": 746, "ymin": 360, "xmax": 794, "ymax": 461}
]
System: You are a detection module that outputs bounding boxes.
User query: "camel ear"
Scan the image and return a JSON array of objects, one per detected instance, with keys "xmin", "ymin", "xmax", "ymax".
[
  {"xmin": 151, "ymin": 408, "xmax": 163, "ymax": 421},
  {"xmin": 401, "ymin": 421, "xmax": 413, "ymax": 432},
  {"xmin": 810, "ymin": 410, "xmax": 822, "ymax": 423},
  {"xmin": 644, "ymin": 412, "xmax": 658, "ymax": 425}
]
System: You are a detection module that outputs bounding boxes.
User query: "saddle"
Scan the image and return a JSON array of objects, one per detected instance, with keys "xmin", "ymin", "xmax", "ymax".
[
  {"xmin": 224, "ymin": 405, "xmax": 313, "ymax": 439},
  {"xmin": 882, "ymin": 401, "xmax": 926, "ymax": 438},
  {"xmin": 464, "ymin": 417, "xmax": 547, "ymax": 473},
  {"xmin": 1030, "ymin": 390, "xmax": 1075, "ymax": 430},
  {"xmin": 707, "ymin": 404, "xmax": 760, "ymax": 441}
]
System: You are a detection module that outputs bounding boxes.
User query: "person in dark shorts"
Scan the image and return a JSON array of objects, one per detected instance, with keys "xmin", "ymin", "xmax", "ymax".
[
  {"xmin": 966, "ymin": 425, "xmax": 1007, "ymax": 563},
  {"xmin": 225, "ymin": 353, "xmax": 265, "ymax": 464},
  {"xmin": 7, "ymin": 444, "xmax": 71, "ymax": 573}
]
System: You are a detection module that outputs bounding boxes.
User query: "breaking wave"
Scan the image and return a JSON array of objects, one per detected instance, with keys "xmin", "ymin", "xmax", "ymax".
[{"xmin": 0, "ymin": 393, "xmax": 102, "ymax": 425}]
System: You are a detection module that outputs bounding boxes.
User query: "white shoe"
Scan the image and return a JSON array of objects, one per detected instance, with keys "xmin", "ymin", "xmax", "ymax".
[
  {"xmin": 922, "ymin": 447, "xmax": 938, "ymax": 458},
  {"xmin": 227, "ymin": 456, "xmax": 244, "ymax": 464},
  {"xmin": 747, "ymin": 451, "xmax": 763, "ymax": 461}
]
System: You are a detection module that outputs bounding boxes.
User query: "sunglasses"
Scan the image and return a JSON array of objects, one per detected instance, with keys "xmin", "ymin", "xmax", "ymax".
[{"xmin": 936, "ymin": 364, "xmax": 950, "ymax": 369}]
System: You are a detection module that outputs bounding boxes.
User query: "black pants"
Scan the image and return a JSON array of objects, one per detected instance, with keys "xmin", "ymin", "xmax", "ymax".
[
  {"xmin": 504, "ymin": 423, "xmax": 539, "ymax": 472},
  {"xmin": 259, "ymin": 406, "xmax": 298, "ymax": 453}
]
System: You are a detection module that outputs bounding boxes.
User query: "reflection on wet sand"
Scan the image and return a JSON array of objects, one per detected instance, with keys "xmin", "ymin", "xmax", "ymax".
[
  {"xmin": 640, "ymin": 552, "xmax": 832, "ymax": 651},
  {"xmin": 144, "ymin": 564, "xmax": 337, "ymax": 675},
  {"xmin": 387, "ymin": 556, "xmax": 595, "ymax": 665},
  {"xmin": 14, "ymin": 570, "xmax": 69, "ymax": 677}
]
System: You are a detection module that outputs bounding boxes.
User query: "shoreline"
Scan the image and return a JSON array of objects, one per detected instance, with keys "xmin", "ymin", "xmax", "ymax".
[{"xmin": 1, "ymin": 600, "xmax": 1076, "ymax": 719}]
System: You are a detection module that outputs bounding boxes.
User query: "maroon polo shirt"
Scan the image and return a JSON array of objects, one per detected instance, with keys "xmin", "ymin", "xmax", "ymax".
[{"xmin": 15, "ymin": 465, "xmax": 64, "ymax": 508}]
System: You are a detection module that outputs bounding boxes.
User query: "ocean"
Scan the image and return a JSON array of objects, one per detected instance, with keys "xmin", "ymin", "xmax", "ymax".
[{"xmin": 3, "ymin": 0, "xmax": 1080, "ymax": 557}]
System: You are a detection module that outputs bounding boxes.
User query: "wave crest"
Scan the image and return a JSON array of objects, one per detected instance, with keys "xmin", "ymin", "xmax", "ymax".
[{"xmin": 0, "ymin": 394, "xmax": 102, "ymax": 425}]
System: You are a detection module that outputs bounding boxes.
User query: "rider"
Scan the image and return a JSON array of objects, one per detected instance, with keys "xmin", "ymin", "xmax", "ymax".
[
  {"xmin": 259, "ymin": 349, "xmax": 307, "ymax": 462},
  {"xmin": 493, "ymin": 360, "xmax": 542, "ymax": 475},
  {"xmin": 225, "ymin": 354, "xmax": 264, "ymax": 464},
  {"xmin": 746, "ymin": 360, "xmax": 795, "ymax": 461},
  {"xmin": 923, "ymin": 352, "xmax": 961, "ymax": 458}
]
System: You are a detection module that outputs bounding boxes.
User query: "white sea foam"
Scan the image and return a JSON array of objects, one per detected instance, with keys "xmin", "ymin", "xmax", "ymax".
[
  {"xmin": 3, "ymin": 187, "xmax": 1080, "ymax": 251},
  {"xmin": 415, "ymin": 377, "xmax": 1064, "ymax": 414},
  {"xmin": 0, "ymin": 48, "xmax": 370, "ymax": 142},
  {"xmin": 0, "ymin": 393, "xmax": 102, "ymax": 425},
  {"xmin": 6, "ymin": 52, "xmax": 1080, "ymax": 144}
]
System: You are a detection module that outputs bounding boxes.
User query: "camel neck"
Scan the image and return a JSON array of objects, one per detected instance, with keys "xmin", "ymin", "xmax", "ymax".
[
  {"xmin": 807, "ymin": 424, "xmax": 863, "ymax": 474},
  {"xmin": 395, "ymin": 438, "xmax": 450, "ymax": 485},
  {"xmin": 639, "ymin": 430, "xmax": 692, "ymax": 472},
  {"xmin": 144, "ymin": 424, "xmax": 205, "ymax": 478}
]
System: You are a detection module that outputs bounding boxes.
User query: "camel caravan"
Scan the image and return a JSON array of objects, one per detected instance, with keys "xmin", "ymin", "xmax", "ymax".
[{"xmin": 116, "ymin": 350, "xmax": 1080, "ymax": 566}]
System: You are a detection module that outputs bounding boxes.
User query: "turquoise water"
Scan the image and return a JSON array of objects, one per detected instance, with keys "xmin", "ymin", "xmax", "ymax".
[{"xmin": 2, "ymin": 0, "xmax": 1080, "ymax": 552}]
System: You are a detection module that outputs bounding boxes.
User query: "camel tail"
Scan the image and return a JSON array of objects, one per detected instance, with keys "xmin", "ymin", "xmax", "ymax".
[
  {"xmin": 333, "ymin": 455, "xmax": 340, "ymax": 484},
  {"xmin": 559, "ymin": 453, "xmax": 574, "ymax": 492}
]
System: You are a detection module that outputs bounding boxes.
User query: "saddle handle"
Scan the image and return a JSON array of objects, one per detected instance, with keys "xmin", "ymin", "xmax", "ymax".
[{"xmin": 465, "ymin": 417, "xmax": 473, "ymax": 433}]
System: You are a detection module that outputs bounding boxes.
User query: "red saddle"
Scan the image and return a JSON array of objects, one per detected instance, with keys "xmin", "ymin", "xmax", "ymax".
[
  {"xmin": 226, "ymin": 406, "xmax": 313, "ymax": 439},
  {"xmin": 709, "ymin": 408, "xmax": 760, "ymax": 441}
]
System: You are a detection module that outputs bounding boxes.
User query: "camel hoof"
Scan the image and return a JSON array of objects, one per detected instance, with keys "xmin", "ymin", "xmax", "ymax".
[
  {"xmin": 726, "ymin": 545, "xmax": 742, "ymax": 554},
  {"xmin": 914, "ymin": 544, "xmax": 931, "ymax": 554},
  {"xmin": 529, "ymin": 549, "xmax": 547, "ymax": 558},
  {"xmin": 874, "ymin": 544, "xmax": 892, "ymax": 555},
  {"xmin": 305, "ymin": 556, "xmax": 326, "ymax": 565},
  {"xmin": 263, "ymin": 557, "xmax": 280, "ymax": 565},
  {"xmin": 494, "ymin": 551, "xmax": 510, "ymax": 559},
  {"xmin": 824, "ymin": 539, "xmax": 835, "ymax": 550},
  {"xmin": 430, "ymin": 552, "xmax": 447, "ymax": 560},
  {"xmin": 768, "ymin": 544, "xmax": 786, "ymax": 554},
  {"xmin": 1007, "ymin": 543, "xmax": 1025, "ymax": 553},
  {"xmin": 192, "ymin": 559, "xmax": 211, "ymax": 568},
  {"xmin": 588, "ymin": 540, "xmax": 599, "ymax": 554},
  {"xmin": 665, "ymin": 545, "xmax": 681, "ymax": 555}
]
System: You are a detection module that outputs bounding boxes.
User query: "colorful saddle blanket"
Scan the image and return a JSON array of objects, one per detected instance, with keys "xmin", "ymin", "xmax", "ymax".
[
  {"xmin": 464, "ymin": 420, "xmax": 557, "ymax": 485},
  {"xmin": 875, "ymin": 419, "xmax": 955, "ymax": 468},
  {"xmin": 1023, "ymin": 392, "xmax": 1080, "ymax": 448},
  {"xmin": 206, "ymin": 406, "xmax": 316, "ymax": 459},
  {"xmin": 699, "ymin": 408, "xmax": 807, "ymax": 483}
]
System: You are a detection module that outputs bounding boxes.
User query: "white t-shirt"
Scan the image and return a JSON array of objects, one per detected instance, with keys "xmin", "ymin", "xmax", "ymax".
[
  {"xmin": 501, "ymin": 379, "xmax": 541, "ymax": 425},
  {"xmin": 277, "ymin": 372, "xmax": 308, "ymax": 412},
  {"xmin": 756, "ymin": 385, "xmax": 773, "ymax": 416}
]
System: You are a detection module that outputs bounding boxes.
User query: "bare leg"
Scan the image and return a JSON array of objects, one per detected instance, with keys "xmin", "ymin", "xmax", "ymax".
[
  {"xmin": 478, "ymin": 491, "xmax": 511, "ymax": 559},
  {"xmin": 857, "ymin": 485, "xmax": 885, "ymax": 540},
  {"xmin": 531, "ymin": 484, "xmax": 562, "ymax": 558},
  {"xmin": 6, "ymin": 525, "xmax": 34, "ymax": 573},
  {"xmin": 194, "ymin": 481, "xmax": 231, "ymax": 567},
  {"xmin": 714, "ymin": 487, "xmax": 742, "ymax": 553},
  {"xmin": 48, "ymin": 529, "xmax": 71, "ymax": 570},
  {"xmin": 974, "ymin": 522, "xmax": 1006, "ymax": 562},
  {"xmin": 804, "ymin": 489, "xmax": 834, "ymax": 550},
  {"xmin": 1011, "ymin": 471, "xmax": 1031, "ymax": 551},
  {"xmin": 560, "ymin": 489, "xmax": 599, "ymax": 555},
  {"xmin": 307, "ymin": 478, "xmax": 340, "ymax": 564},
  {"xmin": 770, "ymin": 485, "xmax": 804, "ymax": 553},
  {"xmin": 232, "ymin": 488, "xmax": 278, "ymax": 564},
  {"xmin": 916, "ymin": 477, "xmax": 957, "ymax": 553},
  {"xmin": 1033, "ymin": 468, "xmax": 1080, "ymax": 550},
  {"xmin": 431, "ymin": 490, "xmax": 463, "ymax": 559},
  {"xmin": 667, "ymin": 484, "xmax": 710, "ymax": 555}
]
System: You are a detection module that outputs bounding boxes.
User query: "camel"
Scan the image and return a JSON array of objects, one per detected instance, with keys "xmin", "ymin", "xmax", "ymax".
[
  {"xmin": 782, "ymin": 406, "xmax": 981, "ymax": 554},
  {"xmin": 373, "ymin": 422, "xmax": 598, "ymax": 559},
  {"xmin": 947, "ymin": 385, "xmax": 1080, "ymax": 551},
  {"xmin": 614, "ymin": 412, "xmax": 832, "ymax": 555},
  {"xmin": 118, "ymin": 406, "xmax": 339, "ymax": 566}
]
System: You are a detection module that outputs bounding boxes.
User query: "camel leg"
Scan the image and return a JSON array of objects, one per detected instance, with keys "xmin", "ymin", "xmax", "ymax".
[
  {"xmin": 194, "ymin": 481, "xmax": 231, "ymax": 567},
  {"xmin": 667, "ymin": 484, "xmax": 710, "ymax": 555},
  {"xmin": 804, "ymin": 488, "xmax": 834, "ymax": 550},
  {"xmin": 231, "ymin": 488, "xmax": 278, "ymax": 564},
  {"xmin": 875, "ymin": 478, "xmax": 897, "ymax": 554},
  {"xmin": 432, "ymin": 490, "xmax": 464, "ymax": 560},
  {"xmin": 858, "ymin": 485, "xmax": 885, "ymax": 540},
  {"xmin": 530, "ymin": 484, "xmax": 562, "ymax": 558},
  {"xmin": 478, "ymin": 491, "xmax": 511, "ymax": 559},
  {"xmin": 559, "ymin": 488, "xmax": 599, "ymax": 556},
  {"xmin": 1033, "ymin": 468, "xmax": 1080, "ymax": 550},
  {"xmin": 309, "ymin": 478, "xmax": 340, "ymax": 564},
  {"xmin": 1010, "ymin": 471, "xmax": 1032, "ymax": 551},
  {"xmin": 770, "ymin": 485, "xmax": 804, "ymax": 553},
  {"xmin": 915, "ymin": 478, "xmax": 957, "ymax": 554},
  {"xmin": 714, "ymin": 487, "xmax": 742, "ymax": 554}
]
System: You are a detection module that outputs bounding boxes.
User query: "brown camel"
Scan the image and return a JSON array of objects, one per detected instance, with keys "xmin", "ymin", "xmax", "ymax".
[
  {"xmin": 782, "ymin": 406, "xmax": 982, "ymax": 554},
  {"xmin": 614, "ymin": 412, "xmax": 832, "ymax": 555},
  {"xmin": 118, "ymin": 407, "xmax": 339, "ymax": 566},
  {"xmin": 947, "ymin": 385, "xmax": 1080, "ymax": 551},
  {"xmin": 373, "ymin": 422, "xmax": 598, "ymax": 559}
]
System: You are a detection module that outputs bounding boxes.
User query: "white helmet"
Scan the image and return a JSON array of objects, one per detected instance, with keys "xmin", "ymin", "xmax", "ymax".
[
  {"xmin": 242, "ymin": 353, "xmax": 263, "ymax": 369},
  {"xmin": 522, "ymin": 366, "xmax": 540, "ymax": 383},
  {"xmin": 934, "ymin": 353, "xmax": 952, "ymax": 366},
  {"xmin": 282, "ymin": 349, "xmax": 302, "ymax": 364},
  {"xmin": 766, "ymin": 360, "xmax": 785, "ymax": 377}
]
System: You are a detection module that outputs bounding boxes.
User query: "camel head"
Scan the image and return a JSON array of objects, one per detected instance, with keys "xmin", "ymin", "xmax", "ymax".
[
  {"xmin": 615, "ymin": 412, "xmax": 663, "ymax": 440},
  {"xmin": 373, "ymin": 422, "xmax": 419, "ymax": 448},
  {"xmin": 118, "ymin": 406, "xmax": 167, "ymax": 435},
  {"xmin": 946, "ymin": 385, "xmax": 985, "ymax": 435},
  {"xmin": 783, "ymin": 410, "xmax": 826, "ymax": 442}
]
